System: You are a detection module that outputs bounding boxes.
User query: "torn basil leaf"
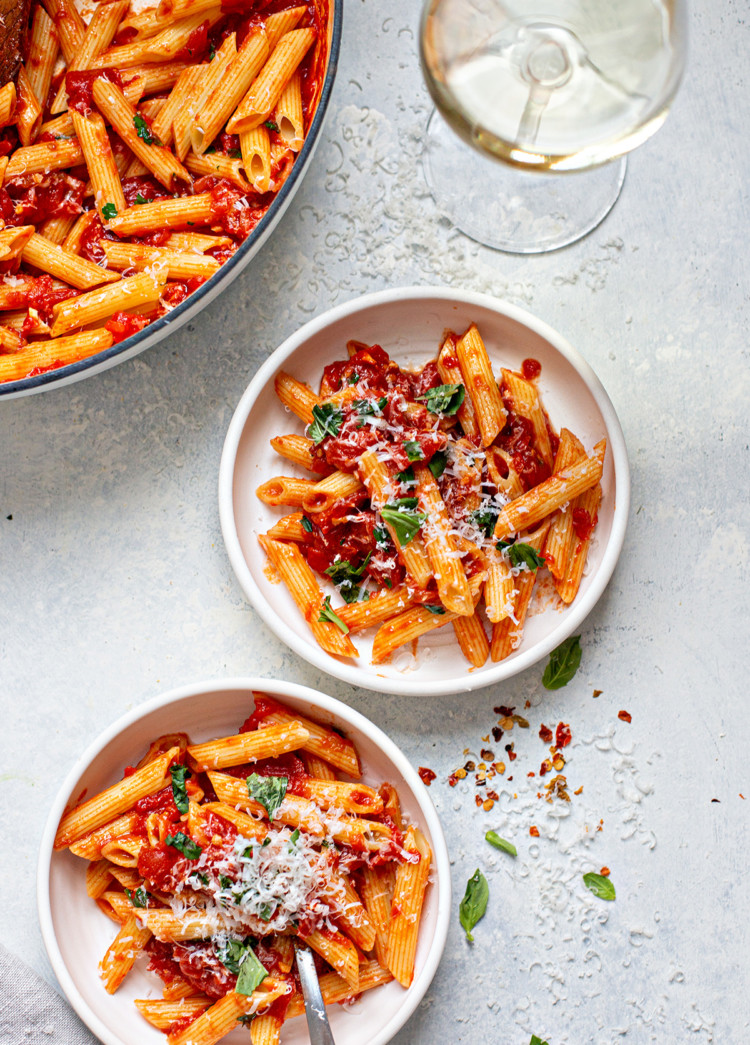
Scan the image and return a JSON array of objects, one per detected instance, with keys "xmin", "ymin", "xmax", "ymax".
[
  {"xmin": 318, "ymin": 595, "xmax": 350, "ymax": 633},
  {"xmin": 165, "ymin": 832, "xmax": 202, "ymax": 860},
  {"xmin": 428, "ymin": 450, "xmax": 448, "ymax": 479},
  {"xmin": 380, "ymin": 502, "xmax": 427, "ymax": 545},
  {"xmin": 169, "ymin": 764, "xmax": 191, "ymax": 814},
  {"xmin": 246, "ymin": 773, "xmax": 288, "ymax": 820},
  {"xmin": 419, "ymin": 383, "xmax": 465, "ymax": 415},
  {"xmin": 308, "ymin": 402, "xmax": 344, "ymax": 444}
]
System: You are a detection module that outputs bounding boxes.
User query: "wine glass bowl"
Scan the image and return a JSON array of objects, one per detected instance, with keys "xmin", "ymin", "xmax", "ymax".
[{"xmin": 419, "ymin": 0, "xmax": 687, "ymax": 251}]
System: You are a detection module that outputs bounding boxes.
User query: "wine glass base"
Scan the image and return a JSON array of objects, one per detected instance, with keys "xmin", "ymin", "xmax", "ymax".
[{"xmin": 422, "ymin": 110, "xmax": 627, "ymax": 254}]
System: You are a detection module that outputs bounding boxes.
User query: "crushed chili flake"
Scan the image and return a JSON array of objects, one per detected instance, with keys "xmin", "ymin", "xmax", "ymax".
[
  {"xmin": 493, "ymin": 761, "xmax": 506, "ymax": 774},
  {"xmin": 486, "ymin": 789, "xmax": 499, "ymax": 801},
  {"xmin": 454, "ymin": 768, "xmax": 467, "ymax": 779},
  {"xmin": 597, "ymin": 819, "xmax": 604, "ymax": 831},
  {"xmin": 529, "ymin": 826, "xmax": 540, "ymax": 837},
  {"xmin": 600, "ymin": 866, "xmax": 610, "ymax": 877},
  {"xmin": 539, "ymin": 760, "xmax": 551, "ymax": 776},
  {"xmin": 741, "ymin": 794, "xmax": 746, "ymax": 800},
  {"xmin": 474, "ymin": 795, "xmax": 483, "ymax": 807},
  {"xmin": 491, "ymin": 726, "xmax": 504, "ymax": 742},
  {"xmin": 482, "ymin": 798, "xmax": 495, "ymax": 812},
  {"xmin": 553, "ymin": 756, "xmax": 566, "ymax": 771},
  {"xmin": 543, "ymin": 774, "xmax": 570, "ymax": 803},
  {"xmin": 527, "ymin": 771, "xmax": 535, "ymax": 778},
  {"xmin": 480, "ymin": 748, "xmax": 494, "ymax": 761},
  {"xmin": 711, "ymin": 798, "xmax": 720, "ymax": 803},
  {"xmin": 539, "ymin": 724, "xmax": 553, "ymax": 743},
  {"xmin": 593, "ymin": 689, "xmax": 602, "ymax": 698},
  {"xmin": 447, "ymin": 773, "xmax": 459, "ymax": 788},
  {"xmin": 512, "ymin": 715, "xmax": 530, "ymax": 728},
  {"xmin": 481, "ymin": 734, "xmax": 490, "ymax": 743},
  {"xmin": 555, "ymin": 722, "xmax": 572, "ymax": 748},
  {"xmin": 574, "ymin": 785, "xmax": 583, "ymax": 795},
  {"xmin": 418, "ymin": 767, "xmax": 436, "ymax": 786},
  {"xmin": 618, "ymin": 710, "xmax": 632, "ymax": 723},
  {"xmin": 464, "ymin": 760, "xmax": 476, "ymax": 772},
  {"xmin": 499, "ymin": 716, "xmax": 515, "ymax": 730},
  {"xmin": 494, "ymin": 705, "xmax": 515, "ymax": 716}
]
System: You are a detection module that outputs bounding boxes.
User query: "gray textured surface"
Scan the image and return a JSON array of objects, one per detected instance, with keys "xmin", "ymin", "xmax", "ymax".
[{"xmin": 0, "ymin": 1, "xmax": 748, "ymax": 1043}]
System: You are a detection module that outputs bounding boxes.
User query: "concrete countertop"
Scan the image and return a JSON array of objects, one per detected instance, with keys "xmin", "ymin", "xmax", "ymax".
[{"xmin": 0, "ymin": 0, "xmax": 747, "ymax": 1042}]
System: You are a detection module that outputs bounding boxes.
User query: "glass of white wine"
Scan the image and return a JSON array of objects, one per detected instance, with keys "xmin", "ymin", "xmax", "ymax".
[{"xmin": 419, "ymin": 0, "xmax": 687, "ymax": 253}]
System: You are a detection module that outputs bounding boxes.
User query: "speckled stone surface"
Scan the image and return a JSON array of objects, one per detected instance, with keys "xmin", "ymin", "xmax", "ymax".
[{"xmin": 0, "ymin": 1, "xmax": 748, "ymax": 1043}]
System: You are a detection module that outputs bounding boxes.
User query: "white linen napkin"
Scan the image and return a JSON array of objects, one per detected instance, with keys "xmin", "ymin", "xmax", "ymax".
[{"xmin": 0, "ymin": 943, "xmax": 99, "ymax": 1044}]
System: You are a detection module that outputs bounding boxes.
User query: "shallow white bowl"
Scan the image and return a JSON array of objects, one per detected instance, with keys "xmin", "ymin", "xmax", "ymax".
[
  {"xmin": 37, "ymin": 677, "xmax": 450, "ymax": 1045},
  {"xmin": 1, "ymin": 2, "xmax": 342, "ymax": 400},
  {"xmin": 219, "ymin": 286, "xmax": 630, "ymax": 696}
]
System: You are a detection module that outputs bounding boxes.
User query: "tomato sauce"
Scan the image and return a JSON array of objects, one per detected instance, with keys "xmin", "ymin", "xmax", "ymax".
[
  {"xmin": 572, "ymin": 507, "xmax": 596, "ymax": 540},
  {"xmin": 1, "ymin": 173, "xmax": 84, "ymax": 227},
  {"xmin": 66, "ymin": 69, "xmax": 126, "ymax": 117}
]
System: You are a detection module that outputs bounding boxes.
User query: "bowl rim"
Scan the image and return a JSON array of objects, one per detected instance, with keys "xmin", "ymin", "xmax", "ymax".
[
  {"xmin": 218, "ymin": 285, "xmax": 631, "ymax": 696},
  {"xmin": 36, "ymin": 675, "xmax": 452, "ymax": 1045},
  {"xmin": 1, "ymin": 0, "xmax": 344, "ymax": 400}
]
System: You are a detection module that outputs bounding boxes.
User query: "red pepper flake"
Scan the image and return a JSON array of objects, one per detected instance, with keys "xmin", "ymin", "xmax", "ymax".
[
  {"xmin": 507, "ymin": 776, "xmax": 513, "ymax": 782},
  {"xmin": 600, "ymin": 866, "xmax": 610, "ymax": 876},
  {"xmin": 447, "ymin": 773, "xmax": 459, "ymax": 788},
  {"xmin": 618, "ymin": 710, "xmax": 632, "ymax": 723},
  {"xmin": 539, "ymin": 723, "xmax": 553, "ymax": 743},
  {"xmin": 527, "ymin": 771, "xmax": 535, "ymax": 777},
  {"xmin": 418, "ymin": 767, "xmax": 436, "ymax": 786},
  {"xmin": 593, "ymin": 689, "xmax": 602, "ymax": 698},
  {"xmin": 555, "ymin": 722, "xmax": 572, "ymax": 748},
  {"xmin": 574, "ymin": 785, "xmax": 583, "ymax": 795},
  {"xmin": 486, "ymin": 789, "xmax": 499, "ymax": 801},
  {"xmin": 741, "ymin": 794, "xmax": 746, "ymax": 800},
  {"xmin": 474, "ymin": 795, "xmax": 483, "ymax": 807},
  {"xmin": 494, "ymin": 705, "xmax": 515, "ymax": 717},
  {"xmin": 710, "ymin": 798, "xmax": 720, "ymax": 803},
  {"xmin": 539, "ymin": 760, "xmax": 551, "ymax": 777},
  {"xmin": 529, "ymin": 826, "xmax": 540, "ymax": 837},
  {"xmin": 480, "ymin": 748, "xmax": 494, "ymax": 761},
  {"xmin": 491, "ymin": 726, "xmax": 504, "ymax": 742},
  {"xmin": 597, "ymin": 819, "xmax": 604, "ymax": 832}
]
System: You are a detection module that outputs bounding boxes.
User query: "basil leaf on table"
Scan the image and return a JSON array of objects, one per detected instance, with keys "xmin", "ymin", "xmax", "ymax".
[
  {"xmin": 529, "ymin": 1036, "xmax": 550, "ymax": 1045},
  {"xmin": 582, "ymin": 872, "xmax": 616, "ymax": 901},
  {"xmin": 246, "ymin": 773, "xmax": 288, "ymax": 820},
  {"xmin": 459, "ymin": 868, "xmax": 489, "ymax": 942},
  {"xmin": 542, "ymin": 635, "xmax": 582, "ymax": 689},
  {"xmin": 485, "ymin": 831, "xmax": 517, "ymax": 857}
]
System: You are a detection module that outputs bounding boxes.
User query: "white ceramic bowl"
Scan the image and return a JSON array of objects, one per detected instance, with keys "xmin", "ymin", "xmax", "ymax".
[
  {"xmin": 2, "ymin": 3, "xmax": 342, "ymax": 400},
  {"xmin": 38, "ymin": 677, "xmax": 450, "ymax": 1045},
  {"xmin": 219, "ymin": 287, "xmax": 630, "ymax": 696}
]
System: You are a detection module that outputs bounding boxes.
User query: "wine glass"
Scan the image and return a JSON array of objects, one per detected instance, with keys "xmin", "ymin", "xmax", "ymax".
[{"xmin": 419, "ymin": 0, "xmax": 687, "ymax": 253}]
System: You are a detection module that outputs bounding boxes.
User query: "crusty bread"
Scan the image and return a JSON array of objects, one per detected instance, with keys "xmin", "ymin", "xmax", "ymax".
[{"xmin": 0, "ymin": 0, "xmax": 31, "ymax": 87}]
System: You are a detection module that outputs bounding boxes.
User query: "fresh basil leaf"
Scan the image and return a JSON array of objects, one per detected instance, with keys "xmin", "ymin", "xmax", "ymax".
[
  {"xmin": 347, "ymin": 371, "xmax": 359, "ymax": 385},
  {"xmin": 301, "ymin": 515, "xmax": 313, "ymax": 533},
  {"xmin": 125, "ymin": 886, "xmax": 149, "ymax": 908},
  {"xmin": 133, "ymin": 113, "xmax": 160, "ymax": 145},
  {"xmin": 324, "ymin": 553, "xmax": 371, "ymax": 603},
  {"xmin": 308, "ymin": 402, "xmax": 344, "ymax": 444},
  {"xmin": 289, "ymin": 828, "xmax": 300, "ymax": 846},
  {"xmin": 318, "ymin": 595, "xmax": 350, "ymax": 633},
  {"xmin": 529, "ymin": 1036, "xmax": 550, "ymax": 1045},
  {"xmin": 500, "ymin": 541, "xmax": 546, "ymax": 571},
  {"xmin": 165, "ymin": 832, "xmax": 202, "ymax": 859},
  {"xmin": 583, "ymin": 872, "xmax": 616, "ymax": 901},
  {"xmin": 259, "ymin": 902, "xmax": 274, "ymax": 921},
  {"xmin": 419, "ymin": 383, "xmax": 465, "ymax": 415},
  {"xmin": 169, "ymin": 764, "xmax": 191, "ymax": 814},
  {"xmin": 472, "ymin": 504, "xmax": 500, "ymax": 538},
  {"xmin": 219, "ymin": 875, "xmax": 232, "ymax": 889},
  {"xmin": 485, "ymin": 831, "xmax": 517, "ymax": 857},
  {"xmin": 134, "ymin": 192, "xmax": 148, "ymax": 205},
  {"xmin": 459, "ymin": 868, "xmax": 488, "ymax": 943},
  {"xmin": 542, "ymin": 635, "xmax": 582, "ymax": 690},
  {"xmin": 396, "ymin": 466, "xmax": 415, "ymax": 484},
  {"xmin": 246, "ymin": 773, "xmax": 288, "ymax": 820},
  {"xmin": 373, "ymin": 524, "xmax": 389, "ymax": 548},
  {"xmin": 264, "ymin": 119, "xmax": 279, "ymax": 132},
  {"xmin": 428, "ymin": 450, "xmax": 448, "ymax": 479},
  {"xmin": 404, "ymin": 440, "xmax": 424, "ymax": 462},
  {"xmin": 101, "ymin": 202, "xmax": 117, "ymax": 220},
  {"xmin": 425, "ymin": 605, "xmax": 445, "ymax": 615},
  {"xmin": 219, "ymin": 938, "xmax": 249, "ymax": 975},
  {"xmin": 353, "ymin": 397, "xmax": 387, "ymax": 417},
  {"xmin": 380, "ymin": 502, "xmax": 427, "ymax": 546},
  {"xmin": 235, "ymin": 945, "xmax": 269, "ymax": 995}
]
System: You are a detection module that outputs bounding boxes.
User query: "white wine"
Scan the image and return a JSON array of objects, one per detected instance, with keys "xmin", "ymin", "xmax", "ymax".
[{"xmin": 422, "ymin": 0, "xmax": 685, "ymax": 171}]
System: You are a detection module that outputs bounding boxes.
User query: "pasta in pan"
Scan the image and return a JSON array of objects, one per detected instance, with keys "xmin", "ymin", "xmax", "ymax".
[
  {"xmin": 54, "ymin": 694, "xmax": 432, "ymax": 1045},
  {"xmin": 0, "ymin": 0, "xmax": 330, "ymax": 384},
  {"xmin": 256, "ymin": 323, "xmax": 606, "ymax": 669}
]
